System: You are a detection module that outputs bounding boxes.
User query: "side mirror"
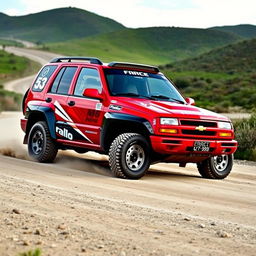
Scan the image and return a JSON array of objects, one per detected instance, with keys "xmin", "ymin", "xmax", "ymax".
[
  {"xmin": 83, "ymin": 88, "xmax": 103, "ymax": 100},
  {"xmin": 185, "ymin": 97, "xmax": 195, "ymax": 105}
]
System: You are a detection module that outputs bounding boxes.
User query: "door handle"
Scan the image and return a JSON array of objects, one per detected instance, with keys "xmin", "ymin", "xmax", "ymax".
[
  {"xmin": 68, "ymin": 100, "xmax": 75, "ymax": 106},
  {"xmin": 45, "ymin": 97, "xmax": 52, "ymax": 103}
]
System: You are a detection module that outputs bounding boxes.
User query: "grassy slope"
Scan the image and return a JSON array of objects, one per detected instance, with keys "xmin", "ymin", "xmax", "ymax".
[
  {"xmin": 166, "ymin": 39, "xmax": 256, "ymax": 72},
  {"xmin": 48, "ymin": 27, "xmax": 241, "ymax": 65},
  {"xmin": 0, "ymin": 50, "xmax": 40, "ymax": 111},
  {"xmin": 210, "ymin": 24, "xmax": 256, "ymax": 39},
  {"xmin": 0, "ymin": 7, "xmax": 124, "ymax": 43},
  {"xmin": 0, "ymin": 39, "xmax": 23, "ymax": 47},
  {"xmin": 0, "ymin": 50, "xmax": 29, "ymax": 78},
  {"xmin": 162, "ymin": 39, "xmax": 256, "ymax": 111}
]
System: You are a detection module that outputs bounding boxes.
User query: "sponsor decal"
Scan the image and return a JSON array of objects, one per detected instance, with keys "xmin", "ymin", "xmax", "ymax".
[
  {"xmin": 54, "ymin": 101, "xmax": 93, "ymax": 143},
  {"xmin": 56, "ymin": 127, "xmax": 73, "ymax": 140},
  {"xmin": 109, "ymin": 105, "xmax": 122, "ymax": 111},
  {"xmin": 33, "ymin": 77, "xmax": 48, "ymax": 90},
  {"xmin": 42, "ymin": 67, "xmax": 50, "ymax": 77},
  {"xmin": 86, "ymin": 109, "xmax": 100, "ymax": 123},
  {"xmin": 96, "ymin": 103, "xmax": 102, "ymax": 111},
  {"xmin": 123, "ymin": 70, "xmax": 149, "ymax": 77}
]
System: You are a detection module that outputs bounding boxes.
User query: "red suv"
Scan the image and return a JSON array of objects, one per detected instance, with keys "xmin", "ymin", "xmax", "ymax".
[{"xmin": 21, "ymin": 57, "xmax": 237, "ymax": 179}]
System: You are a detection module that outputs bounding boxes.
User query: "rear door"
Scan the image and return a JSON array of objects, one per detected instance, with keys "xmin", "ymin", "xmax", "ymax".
[{"xmin": 45, "ymin": 66, "xmax": 78, "ymax": 141}]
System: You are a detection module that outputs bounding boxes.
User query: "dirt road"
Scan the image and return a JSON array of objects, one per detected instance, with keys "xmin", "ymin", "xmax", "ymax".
[
  {"xmin": 4, "ymin": 47, "xmax": 58, "ymax": 93},
  {"xmin": 0, "ymin": 48, "xmax": 255, "ymax": 255},
  {"xmin": 0, "ymin": 112, "xmax": 255, "ymax": 256}
]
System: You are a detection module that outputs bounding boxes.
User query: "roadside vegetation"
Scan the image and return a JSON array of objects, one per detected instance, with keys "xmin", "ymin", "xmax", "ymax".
[
  {"xmin": 0, "ymin": 49, "xmax": 40, "ymax": 112},
  {"xmin": 162, "ymin": 39, "xmax": 256, "ymax": 112},
  {"xmin": 234, "ymin": 112, "xmax": 256, "ymax": 161},
  {"xmin": 0, "ymin": 39, "xmax": 23, "ymax": 47},
  {"xmin": 18, "ymin": 248, "xmax": 41, "ymax": 256}
]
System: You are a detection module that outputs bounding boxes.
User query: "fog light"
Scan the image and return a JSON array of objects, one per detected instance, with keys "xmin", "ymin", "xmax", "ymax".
[
  {"xmin": 219, "ymin": 132, "xmax": 232, "ymax": 137},
  {"xmin": 160, "ymin": 128, "xmax": 178, "ymax": 134}
]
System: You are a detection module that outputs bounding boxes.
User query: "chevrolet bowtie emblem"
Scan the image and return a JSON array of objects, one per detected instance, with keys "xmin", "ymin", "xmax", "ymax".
[{"xmin": 195, "ymin": 125, "xmax": 206, "ymax": 131}]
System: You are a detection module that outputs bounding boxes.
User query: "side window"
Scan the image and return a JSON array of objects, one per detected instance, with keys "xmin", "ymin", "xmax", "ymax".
[
  {"xmin": 74, "ymin": 68, "xmax": 102, "ymax": 97},
  {"xmin": 32, "ymin": 65, "xmax": 57, "ymax": 92},
  {"xmin": 50, "ymin": 67, "xmax": 65, "ymax": 93},
  {"xmin": 50, "ymin": 67, "xmax": 77, "ymax": 95}
]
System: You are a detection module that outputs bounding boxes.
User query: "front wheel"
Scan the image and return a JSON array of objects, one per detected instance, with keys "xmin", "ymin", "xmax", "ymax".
[
  {"xmin": 109, "ymin": 133, "xmax": 150, "ymax": 179},
  {"xmin": 197, "ymin": 154, "xmax": 234, "ymax": 179}
]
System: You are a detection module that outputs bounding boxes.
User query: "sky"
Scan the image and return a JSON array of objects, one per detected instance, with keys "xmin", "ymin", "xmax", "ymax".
[{"xmin": 1, "ymin": 0, "xmax": 256, "ymax": 28}]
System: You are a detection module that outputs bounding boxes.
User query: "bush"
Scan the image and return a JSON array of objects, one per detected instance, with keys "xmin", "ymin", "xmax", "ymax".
[
  {"xmin": 19, "ymin": 248, "xmax": 41, "ymax": 256},
  {"xmin": 0, "ymin": 89, "xmax": 22, "ymax": 112},
  {"xmin": 174, "ymin": 78, "xmax": 190, "ymax": 89},
  {"xmin": 234, "ymin": 113, "xmax": 256, "ymax": 161}
]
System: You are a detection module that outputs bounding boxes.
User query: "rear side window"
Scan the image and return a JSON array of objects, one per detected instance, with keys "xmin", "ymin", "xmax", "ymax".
[
  {"xmin": 50, "ymin": 67, "xmax": 77, "ymax": 95},
  {"xmin": 32, "ymin": 65, "xmax": 57, "ymax": 92}
]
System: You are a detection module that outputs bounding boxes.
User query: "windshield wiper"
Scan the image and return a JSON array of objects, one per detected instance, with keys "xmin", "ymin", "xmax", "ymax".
[
  {"xmin": 114, "ymin": 93, "xmax": 152, "ymax": 99},
  {"xmin": 150, "ymin": 94, "xmax": 170, "ymax": 100},
  {"xmin": 150, "ymin": 95, "xmax": 185, "ymax": 104},
  {"xmin": 169, "ymin": 97, "xmax": 185, "ymax": 104},
  {"xmin": 114, "ymin": 93, "xmax": 140, "ymax": 97},
  {"xmin": 113, "ymin": 93, "xmax": 184, "ymax": 104}
]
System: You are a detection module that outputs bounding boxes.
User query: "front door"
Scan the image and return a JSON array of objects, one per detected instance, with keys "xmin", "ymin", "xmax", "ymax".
[{"xmin": 65, "ymin": 67, "xmax": 105, "ymax": 147}]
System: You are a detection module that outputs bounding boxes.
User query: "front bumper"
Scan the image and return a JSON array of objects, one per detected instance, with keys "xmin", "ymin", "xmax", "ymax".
[{"xmin": 150, "ymin": 135, "xmax": 237, "ymax": 158}]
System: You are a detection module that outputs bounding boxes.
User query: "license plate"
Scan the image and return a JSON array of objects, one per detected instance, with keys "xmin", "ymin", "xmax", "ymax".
[{"xmin": 193, "ymin": 141, "xmax": 210, "ymax": 152}]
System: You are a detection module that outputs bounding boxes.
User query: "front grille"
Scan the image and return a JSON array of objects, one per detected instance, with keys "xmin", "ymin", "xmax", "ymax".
[
  {"xmin": 180, "ymin": 120, "xmax": 217, "ymax": 128},
  {"xmin": 182, "ymin": 130, "xmax": 216, "ymax": 136}
]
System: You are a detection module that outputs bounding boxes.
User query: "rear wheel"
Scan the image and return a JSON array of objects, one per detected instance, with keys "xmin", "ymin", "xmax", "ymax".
[
  {"xmin": 197, "ymin": 154, "xmax": 233, "ymax": 179},
  {"xmin": 109, "ymin": 133, "xmax": 150, "ymax": 179},
  {"xmin": 28, "ymin": 121, "xmax": 58, "ymax": 163}
]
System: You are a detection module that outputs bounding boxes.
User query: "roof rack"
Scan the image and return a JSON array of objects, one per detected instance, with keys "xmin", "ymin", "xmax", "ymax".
[
  {"xmin": 50, "ymin": 57, "xmax": 103, "ymax": 65},
  {"xmin": 108, "ymin": 62, "xmax": 159, "ymax": 73}
]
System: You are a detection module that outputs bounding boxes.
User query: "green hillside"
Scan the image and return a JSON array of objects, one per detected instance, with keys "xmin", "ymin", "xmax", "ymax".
[
  {"xmin": 211, "ymin": 24, "xmax": 256, "ymax": 39},
  {"xmin": 166, "ymin": 39, "xmax": 256, "ymax": 72},
  {"xmin": 48, "ymin": 27, "xmax": 241, "ymax": 65},
  {"xmin": 0, "ymin": 7, "xmax": 124, "ymax": 43},
  {"xmin": 162, "ymin": 39, "xmax": 256, "ymax": 112}
]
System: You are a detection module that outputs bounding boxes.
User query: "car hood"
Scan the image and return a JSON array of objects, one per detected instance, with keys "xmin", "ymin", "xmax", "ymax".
[{"xmin": 111, "ymin": 98, "xmax": 228, "ymax": 121}]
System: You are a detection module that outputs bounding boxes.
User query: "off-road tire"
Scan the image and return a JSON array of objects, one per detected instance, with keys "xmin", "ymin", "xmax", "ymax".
[
  {"xmin": 109, "ymin": 133, "xmax": 150, "ymax": 179},
  {"xmin": 28, "ymin": 121, "xmax": 58, "ymax": 163},
  {"xmin": 197, "ymin": 154, "xmax": 234, "ymax": 179}
]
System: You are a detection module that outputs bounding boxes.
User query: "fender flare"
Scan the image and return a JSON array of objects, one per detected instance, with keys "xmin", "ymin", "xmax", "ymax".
[
  {"xmin": 26, "ymin": 105, "xmax": 56, "ymax": 139},
  {"xmin": 101, "ymin": 112, "xmax": 153, "ymax": 151}
]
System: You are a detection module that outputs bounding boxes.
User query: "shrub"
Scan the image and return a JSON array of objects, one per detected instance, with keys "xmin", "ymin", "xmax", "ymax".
[
  {"xmin": 234, "ymin": 113, "xmax": 256, "ymax": 161},
  {"xmin": 19, "ymin": 248, "xmax": 41, "ymax": 256},
  {"xmin": 174, "ymin": 78, "xmax": 190, "ymax": 89}
]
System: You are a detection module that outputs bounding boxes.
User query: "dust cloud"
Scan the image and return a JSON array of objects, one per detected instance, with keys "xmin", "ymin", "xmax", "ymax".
[{"xmin": 0, "ymin": 111, "xmax": 111, "ymax": 177}]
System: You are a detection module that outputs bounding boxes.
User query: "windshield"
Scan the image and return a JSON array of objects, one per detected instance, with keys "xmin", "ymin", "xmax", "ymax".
[{"xmin": 104, "ymin": 69, "xmax": 185, "ymax": 103}]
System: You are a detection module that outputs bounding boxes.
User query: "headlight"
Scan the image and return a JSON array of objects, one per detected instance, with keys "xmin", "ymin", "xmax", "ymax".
[
  {"xmin": 160, "ymin": 118, "xmax": 178, "ymax": 125},
  {"xmin": 218, "ymin": 121, "xmax": 232, "ymax": 129}
]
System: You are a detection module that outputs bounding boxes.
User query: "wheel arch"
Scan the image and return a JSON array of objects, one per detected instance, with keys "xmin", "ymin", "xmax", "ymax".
[
  {"xmin": 101, "ymin": 112, "xmax": 153, "ymax": 153},
  {"xmin": 24, "ymin": 106, "xmax": 56, "ymax": 143}
]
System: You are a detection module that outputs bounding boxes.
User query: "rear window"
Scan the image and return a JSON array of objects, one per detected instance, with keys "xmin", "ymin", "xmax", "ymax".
[{"xmin": 32, "ymin": 65, "xmax": 57, "ymax": 92}]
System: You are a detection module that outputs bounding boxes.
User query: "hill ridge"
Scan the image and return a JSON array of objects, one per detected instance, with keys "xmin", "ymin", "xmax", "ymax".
[{"xmin": 0, "ymin": 7, "xmax": 125, "ymax": 43}]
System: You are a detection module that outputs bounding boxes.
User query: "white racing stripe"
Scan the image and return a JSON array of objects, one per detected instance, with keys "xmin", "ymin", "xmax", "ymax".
[{"xmin": 54, "ymin": 101, "xmax": 93, "ymax": 143}]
